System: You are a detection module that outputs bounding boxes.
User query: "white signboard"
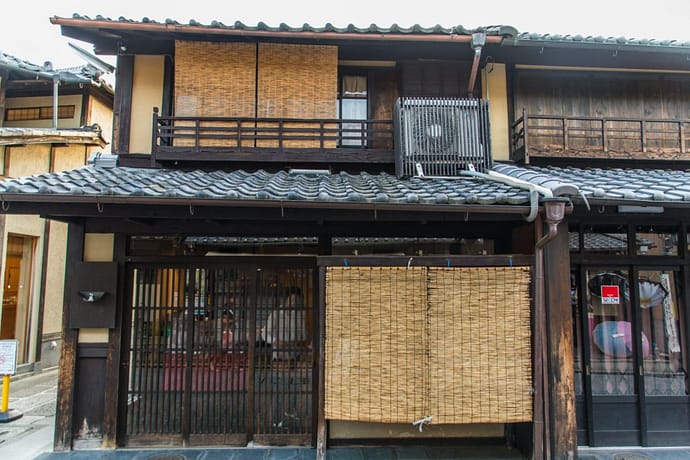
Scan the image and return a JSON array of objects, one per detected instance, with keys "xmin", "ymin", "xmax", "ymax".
[{"xmin": 0, "ymin": 340, "xmax": 18, "ymax": 375}]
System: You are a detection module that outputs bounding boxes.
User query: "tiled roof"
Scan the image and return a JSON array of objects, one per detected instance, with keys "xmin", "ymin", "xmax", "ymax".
[
  {"xmin": 56, "ymin": 15, "xmax": 518, "ymax": 38},
  {"xmin": 513, "ymin": 32, "xmax": 690, "ymax": 50},
  {"xmin": 0, "ymin": 165, "xmax": 531, "ymax": 208},
  {"xmin": 494, "ymin": 164, "xmax": 690, "ymax": 205},
  {"xmin": 0, "ymin": 50, "xmax": 109, "ymax": 86}
]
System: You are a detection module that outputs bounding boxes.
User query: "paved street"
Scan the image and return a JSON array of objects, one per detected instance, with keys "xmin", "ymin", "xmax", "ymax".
[
  {"xmin": 3, "ymin": 368, "xmax": 690, "ymax": 459},
  {"xmin": 0, "ymin": 368, "xmax": 58, "ymax": 460}
]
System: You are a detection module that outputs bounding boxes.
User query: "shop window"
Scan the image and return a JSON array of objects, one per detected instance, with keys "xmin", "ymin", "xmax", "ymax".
[
  {"xmin": 582, "ymin": 226, "xmax": 628, "ymax": 255},
  {"xmin": 635, "ymin": 225, "xmax": 677, "ymax": 256}
]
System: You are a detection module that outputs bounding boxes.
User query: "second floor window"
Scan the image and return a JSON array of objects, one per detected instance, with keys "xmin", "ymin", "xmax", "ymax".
[
  {"xmin": 5, "ymin": 105, "xmax": 76, "ymax": 122},
  {"xmin": 338, "ymin": 74, "xmax": 367, "ymax": 147}
]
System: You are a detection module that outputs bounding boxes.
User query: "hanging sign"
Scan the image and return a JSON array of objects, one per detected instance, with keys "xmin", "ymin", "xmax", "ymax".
[
  {"xmin": 0, "ymin": 340, "xmax": 18, "ymax": 375},
  {"xmin": 600, "ymin": 285, "xmax": 620, "ymax": 304}
]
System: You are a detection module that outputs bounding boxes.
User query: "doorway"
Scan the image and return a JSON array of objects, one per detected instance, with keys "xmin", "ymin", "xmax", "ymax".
[
  {"xmin": 120, "ymin": 257, "xmax": 316, "ymax": 447},
  {"xmin": 573, "ymin": 264, "xmax": 690, "ymax": 446},
  {"xmin": 0, "ymin": 235, "xmax": 36, "ymax": 364}
]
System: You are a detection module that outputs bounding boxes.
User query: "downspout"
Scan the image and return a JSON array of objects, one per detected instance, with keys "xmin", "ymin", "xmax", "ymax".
[
  {"xmin": 52, "ymin": 75, "xmax": 59, "ymax": 129},
  {"xmin": 467, "ymin": 32, "xmax": 486, "ymax": 97},
  {"xmin": 533, "ymin": 197, "xmax": 569, "ymax": 460}
]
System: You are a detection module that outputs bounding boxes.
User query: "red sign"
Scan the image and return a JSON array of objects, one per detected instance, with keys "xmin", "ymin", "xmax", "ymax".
[{"xmin": 601, "ymin": 285, "xmax": 620, "ymax": 304}]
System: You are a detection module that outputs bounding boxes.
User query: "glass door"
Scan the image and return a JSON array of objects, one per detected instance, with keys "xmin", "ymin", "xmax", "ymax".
[
  {"xmin": 575, "ymin": 265, "xmax": 690, "ymax": 446},
  {"xmin": 584, "ymin": 268, "xmax": 641, "ymax": 446}
]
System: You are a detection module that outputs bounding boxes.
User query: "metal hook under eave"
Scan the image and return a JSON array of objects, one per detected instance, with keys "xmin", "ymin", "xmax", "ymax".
[
  {"xmin": 407, "ymin": 257, "xmax": 413, "ymax": 268},
  {"xmin": 598, "ymin": 205, "xmax": 606, "ymax": 214},
  {"xmin": 281, "ymin": 201, "xmax": 285, "ymax": 218},
  {"xmin": 96, "ymin": 201, "xmax": 104, "ymax": 213},
  {"xmin": 464, "ymin": 209, "xmax": 470, "ymax": 222},
  {"xmin": 1, "ymin": 200, "xmax": 8, "ymax": 212},
  {"xmin": 189, "ymin": 203, "xmax": 195, "ymax": 215}
]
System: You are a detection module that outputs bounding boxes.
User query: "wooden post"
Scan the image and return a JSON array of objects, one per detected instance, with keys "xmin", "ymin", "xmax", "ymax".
[
  {"xmin": 543, "ymin": 219, "xmax": 577, "ymax": 459},
  {"xmin": 112, "ymin": 55, "xmax": 134, "ymax": 154},
  {"xmin": 102, "ymin": 234, "xmax": 126, "ymax": 448},
  {"xmin": 316, "ymin": 266, "xmax": 327, "ymax": 460},
  {"xmin": 54, "ymin": 223, "xmax": 84, "ymax": 451},
  {"xmin": 0, "ymin": 68, "xmax": 7, "ymax": 127}
]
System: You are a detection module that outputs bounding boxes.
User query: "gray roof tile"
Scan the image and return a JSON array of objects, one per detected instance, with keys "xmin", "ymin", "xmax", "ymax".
[
  {"xmin": 493, "ymin": 163, "xmax": 690, "ymax": 205},
  {"xmin": 514, "ymin": 32, "xmax": 690, "ymax": 50},
  {"xmin": 63, "ymin": 14, "xmax": 517, "ymax": 38},
  {"xmin": 0, "ymin": 166, "xmax": 531, "ymax": 209}
]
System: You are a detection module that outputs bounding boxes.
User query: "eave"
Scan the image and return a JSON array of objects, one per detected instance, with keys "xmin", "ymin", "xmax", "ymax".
[{"xmin": 0, "ymin": 128, "xmax": 108, "ymax": 148}]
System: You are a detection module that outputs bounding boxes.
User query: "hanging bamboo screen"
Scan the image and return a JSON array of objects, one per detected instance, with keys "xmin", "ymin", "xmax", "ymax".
[
  {"xmin": 174, "ymin": 41, "xmax": 257, "ymax": 147},
  {"xmin": 257, "ymin": 43, "xmax": 338, "ymax": 148},
  {"xmin": 427, "ymin": 267, "xmax": 533, "ymax": 423},
  {"xmin": 325, "ymin": 267, "xmax": 428, "ymax": 423},
  {"xmin": 324, "ymin": 265, "xmax": 532, "ymax": 425}
]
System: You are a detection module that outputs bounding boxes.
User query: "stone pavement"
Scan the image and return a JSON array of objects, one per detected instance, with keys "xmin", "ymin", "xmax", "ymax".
[
  {"xmin": 4, "ymin": 368, "xmax": 690, "ymax": 459},
  {"xmin": 0, "ymin": 367, "xmax": 58, "ymax": 460}
]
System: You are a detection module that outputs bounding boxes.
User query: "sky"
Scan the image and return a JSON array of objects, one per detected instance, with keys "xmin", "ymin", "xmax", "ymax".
[{"xmin": 2, "ymin": 0, "xmax": 690, "ymax": 70}]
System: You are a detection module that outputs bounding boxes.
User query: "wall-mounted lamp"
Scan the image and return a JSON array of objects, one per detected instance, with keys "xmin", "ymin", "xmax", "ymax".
[{"xmin": 78, "ymin": 291, "xmax": 106, "ymax": 303}]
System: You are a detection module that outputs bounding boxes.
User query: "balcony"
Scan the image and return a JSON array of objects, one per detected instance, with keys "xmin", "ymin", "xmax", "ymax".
[
  {"xmin": 512, "ymin": 109, "xmax": 690, "ymax": 162},
  {"xmin": 151, "ymin": 108, "xmax": 394, "ymax": 166}
]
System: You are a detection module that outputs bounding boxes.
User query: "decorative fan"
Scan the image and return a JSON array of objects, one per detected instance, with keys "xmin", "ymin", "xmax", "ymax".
[
  {"xmin": 592, "ymin": 321, "xmax": 650, "ymax": 358},
  {"xmin": 638, "ymin": 279, "xmax": 667, "ymax": 309}
]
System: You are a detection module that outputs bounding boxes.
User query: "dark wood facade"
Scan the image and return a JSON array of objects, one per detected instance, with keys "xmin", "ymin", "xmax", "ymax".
[{"xmin": 27, "ymin": 15, "xmax": 690, "ymax": 459}]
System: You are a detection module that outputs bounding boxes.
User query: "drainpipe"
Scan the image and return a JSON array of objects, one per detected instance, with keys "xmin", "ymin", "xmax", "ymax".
[
  {"xmin": 533, "ymin": 197, "xmax": 569, "ymax": 460},
  {"xmin": 52, "ymin": 75, "xmax": 59, "ymax": 129},
  {"xmin": 460, "ymin": 169, "xmax": 553, "ymax": 222},
  {"xmin": 467, "ymin": 32, "xmax": 486, "ymax": 96}
]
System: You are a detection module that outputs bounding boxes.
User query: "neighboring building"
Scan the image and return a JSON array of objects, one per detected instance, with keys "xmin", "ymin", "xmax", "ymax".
[
  {"xmin": 0, "ymin": 14, "xmax": 690, "ymax": 458},
  {"xmin": 0, "ymin": 50, "xmax": 113, "ymax": 371}
]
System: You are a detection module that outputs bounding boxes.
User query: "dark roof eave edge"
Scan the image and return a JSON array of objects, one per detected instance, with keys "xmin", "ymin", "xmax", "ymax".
[
  {"xmin": 0, "ymin": 194, "xmax": 532, "ymax": 215},
  {"xmin": 50, "ymin": 17, "xmax": 511, "ymax": 44},
  {"xmin": 572, "ymin": 197, "xmax": 690, "ymax": 209}
]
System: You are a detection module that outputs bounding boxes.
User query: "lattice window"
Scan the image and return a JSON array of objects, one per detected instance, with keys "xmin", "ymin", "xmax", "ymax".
[{"xmin": 5, "ymin": 105, "xmax": 76, "ymax": 121}]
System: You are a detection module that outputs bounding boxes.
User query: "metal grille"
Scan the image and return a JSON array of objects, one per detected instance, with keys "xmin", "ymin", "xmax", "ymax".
[
  {"xmin": 124, "ymin": 261, "xmax": 314, "ymax": 446},
  {"xmin": 394, "ymin": 97, "xmax": 492, "ymax": 177}
]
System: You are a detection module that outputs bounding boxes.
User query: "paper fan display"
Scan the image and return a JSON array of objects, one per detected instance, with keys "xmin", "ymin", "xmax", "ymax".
[
  {"xmin": 592, "ymin": 321, "xmax": 650, "ymax": 358},
  {"xmin": 638, "ymin": 279, "xmax": 667, "ymax": 309}
]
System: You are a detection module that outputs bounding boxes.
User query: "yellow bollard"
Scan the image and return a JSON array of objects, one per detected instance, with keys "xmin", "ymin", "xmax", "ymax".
[{"xmin": 1, "ymin": 375, "xmax": 9, "ymax": 413}]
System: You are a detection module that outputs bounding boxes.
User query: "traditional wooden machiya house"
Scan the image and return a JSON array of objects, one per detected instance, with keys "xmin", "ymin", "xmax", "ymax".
[
  {"xmin": 3, "ymin": 13, "xmax": 690, "ymax": 458},
  {"xmin": 0, "ymin": 49, "xmax": 113, "ymax": 372}
]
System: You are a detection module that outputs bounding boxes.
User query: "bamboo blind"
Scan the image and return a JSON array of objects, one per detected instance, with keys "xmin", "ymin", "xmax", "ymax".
[
  {"xmin": 325, "ymin": 267, "xmax": 428, "ymax": 423},
  {"xmin": 257, "ymin": 43, "xmax": 337, "ymax": 148},
  {"xmin": 324, "ymin": 266, "xmax": 533, "ymax": 425},
  {"xmin": 427, "ymin": 267, "xmax": 533, "ymax": 423},
  {"xmin": 174, "ymin": 41, "xmax": 257, "ymax": 147}
]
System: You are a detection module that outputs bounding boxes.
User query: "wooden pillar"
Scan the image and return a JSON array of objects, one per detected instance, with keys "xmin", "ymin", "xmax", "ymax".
[
  {"xmin": 316, "ymin": 265, "xmax": 327, "ymax": 460},
  {"xmin": 543, "ymin": 219, "xmax": 577, "ymax": 459},
  {"xmin": 102, "ymin": 234, "xmax": 126, "ymax": 447},
  {"xmin": 112, "ymin": 54, "xmax": 134, "ymax": 154},
  {"xmin": 54, "ymin": 223, "xmax": 84, "ymax": 451},
  {"xmin": 0, "ymin": 68, "xmax": 7, "ymax": 127}
]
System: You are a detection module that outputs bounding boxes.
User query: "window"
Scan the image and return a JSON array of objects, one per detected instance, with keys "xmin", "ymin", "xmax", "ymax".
[
  {"xmin": 337, "ymin": 74, "xmax": 368, "ymax": 147},
  {"xmin": 5, "ymin": 105, "xmax": 76, "ymax": 122}
]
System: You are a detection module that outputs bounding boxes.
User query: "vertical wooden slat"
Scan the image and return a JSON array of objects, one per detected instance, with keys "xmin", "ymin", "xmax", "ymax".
[{"xmin": 54, "ymin": 223, "xmax": 84, "ymax": 451}]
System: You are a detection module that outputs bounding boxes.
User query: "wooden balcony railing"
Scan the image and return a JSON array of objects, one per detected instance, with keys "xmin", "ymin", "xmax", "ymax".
[
  {"xmin": 511, "ymin": 108, "xmax": 690, "ymax": 162},
  {"xmin": 151, "ymin": 108, "xmax": 395, "ymax": 164}
]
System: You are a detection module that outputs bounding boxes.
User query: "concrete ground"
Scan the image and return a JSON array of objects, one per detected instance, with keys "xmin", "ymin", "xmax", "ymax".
[{"xmin": 3, "ymin": 368, "xmax": 690, "ymax": 459}]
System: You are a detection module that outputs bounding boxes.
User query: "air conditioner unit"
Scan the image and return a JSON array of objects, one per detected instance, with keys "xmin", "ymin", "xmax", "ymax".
[{"xmin": 394, "ymin": 97, "xmax": 492, "ymax": 178}]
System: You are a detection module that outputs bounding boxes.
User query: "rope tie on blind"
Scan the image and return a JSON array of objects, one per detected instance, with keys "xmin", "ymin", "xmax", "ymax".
[{"xmin": 412, "ymin": 415, "xmax": 432, "ymax": 432}]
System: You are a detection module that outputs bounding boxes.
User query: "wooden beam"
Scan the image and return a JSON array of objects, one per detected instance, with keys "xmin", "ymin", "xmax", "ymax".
[
  {"xmin": 54, "ymin": 223, "xmax": 84, "ymax": 450},
  {"xmin": 543, "ymin": 219, "xmax": 577, "ymax": 458}
]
